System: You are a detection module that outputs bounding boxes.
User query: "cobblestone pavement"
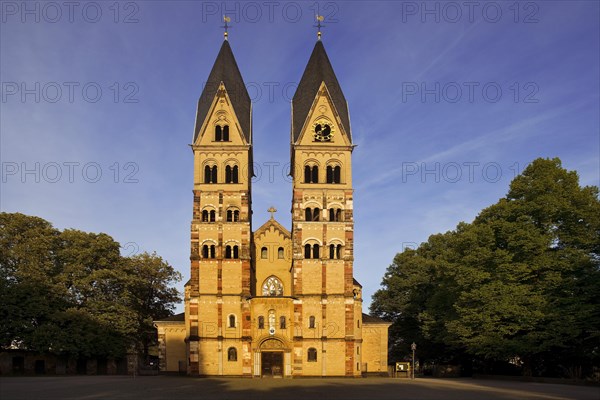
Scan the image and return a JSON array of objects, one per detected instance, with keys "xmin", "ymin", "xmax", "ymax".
[{"xmin": 0, "ymin": 376, "xmax": 598, "ymax": 400}]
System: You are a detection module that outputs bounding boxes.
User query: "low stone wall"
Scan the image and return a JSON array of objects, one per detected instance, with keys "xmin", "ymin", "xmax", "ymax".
[{"xmin": 0, "ymin": 351, "xmax": 128, "ymax": 375}]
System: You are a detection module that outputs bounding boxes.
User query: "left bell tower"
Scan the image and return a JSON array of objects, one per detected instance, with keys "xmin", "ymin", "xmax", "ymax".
[{"xmin": 186, "ymin": 36, "xmax": 254, "ymax": 376}]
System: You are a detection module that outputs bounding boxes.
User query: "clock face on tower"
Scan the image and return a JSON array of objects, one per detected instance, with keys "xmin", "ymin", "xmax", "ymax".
[{"xmin": 312, "ymin": 119, "xmax": 334, "ymax": 142}]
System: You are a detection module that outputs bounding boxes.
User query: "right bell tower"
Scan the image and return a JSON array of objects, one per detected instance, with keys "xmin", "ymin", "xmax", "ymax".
[{"xmin": 290, "ymin": 31, "xmax": 361, "ymax": 376}]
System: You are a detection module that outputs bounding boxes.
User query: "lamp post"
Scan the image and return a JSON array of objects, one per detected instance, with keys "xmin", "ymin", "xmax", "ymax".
[{"xmin": 411, "ymin": 342, "xmax": 417, "ymax": 380}]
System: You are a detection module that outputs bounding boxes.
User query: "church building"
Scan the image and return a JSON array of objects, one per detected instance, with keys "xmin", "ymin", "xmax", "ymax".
[{"xmin": 154, "ymin": 28, "xmax": 390, "ymax": 377}]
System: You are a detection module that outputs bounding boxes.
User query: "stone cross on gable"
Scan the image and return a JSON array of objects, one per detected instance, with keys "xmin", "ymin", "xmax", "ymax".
[{"xmin": 267, "ymin": 206, "xmax": 277, "ymax": 219}]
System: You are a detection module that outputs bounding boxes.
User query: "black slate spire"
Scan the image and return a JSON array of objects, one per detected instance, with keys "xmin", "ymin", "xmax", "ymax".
[
  {"xmin": 292, "ymin": 41, "xmax": 351, "ymax": 143},
  {"xmin": 193, "ymin": 40, "xmax": 251, "ymax": 143}
]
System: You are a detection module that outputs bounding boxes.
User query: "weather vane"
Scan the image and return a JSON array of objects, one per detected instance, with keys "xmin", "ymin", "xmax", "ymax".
[
  {"xmin": 222, "ymin": 15, "xmax": 231, "ymax": 40},
  {"xmin": 314, "ymin": 14, "xmax": 325, "ymax": 40}
]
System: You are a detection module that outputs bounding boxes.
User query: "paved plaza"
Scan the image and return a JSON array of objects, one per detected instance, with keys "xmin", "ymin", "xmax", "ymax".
[{"xmin": 0, "ymin": 376, "xmax": 598, "ymax": 400}]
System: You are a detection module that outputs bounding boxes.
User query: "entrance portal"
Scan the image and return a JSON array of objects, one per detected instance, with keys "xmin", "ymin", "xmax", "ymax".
[{"xmin": 261, "ymin": 352, "xmax": 283, "ymax": 377}]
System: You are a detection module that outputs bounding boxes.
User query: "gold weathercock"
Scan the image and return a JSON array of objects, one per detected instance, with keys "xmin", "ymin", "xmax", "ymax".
[
  {"xmin": 315, "ymin": 14, "xmax": 325, "ymax": 40},
  {"xmin": 222, "ymin": 15, "xmax": 231, "ymax": 40}
]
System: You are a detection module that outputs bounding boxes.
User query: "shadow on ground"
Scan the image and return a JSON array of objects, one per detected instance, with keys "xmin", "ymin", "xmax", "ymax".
[{"xmin": 0, "ymin": 376, "xmax": 598, "ymax": 400}]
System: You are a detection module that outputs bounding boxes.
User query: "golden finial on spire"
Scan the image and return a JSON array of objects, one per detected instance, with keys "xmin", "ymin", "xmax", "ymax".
[
  {"xmin": 222, "ymin": 15, "xmax": 231, "ymax": 40},
  {"xmin": 267, "ymin": 206, "xmax": 277, "ymax": 220},
  {"xmin": 315, "ymin": 15, "xmax": 325, "ymax": 40}
]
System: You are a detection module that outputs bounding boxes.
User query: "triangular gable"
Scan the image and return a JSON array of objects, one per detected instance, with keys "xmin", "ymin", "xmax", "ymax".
[{"xmin": 194, "ymin": 82, "xmax": 249, "ymax": 146}]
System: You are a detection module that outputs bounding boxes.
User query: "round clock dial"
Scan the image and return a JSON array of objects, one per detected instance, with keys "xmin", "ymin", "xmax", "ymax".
[{"xmin": 312, "ymin": 120, "xmax": 334, "ymax": 142}]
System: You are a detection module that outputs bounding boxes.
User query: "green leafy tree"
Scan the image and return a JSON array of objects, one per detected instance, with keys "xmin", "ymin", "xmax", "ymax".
[
  {"xmin": 123, "ymin": 252, "xmax": 182, "ymax": 360},
  {"xmin": 0, "ymin": 212, "xmax": 182, "ymax": 361},
  {"xmin": 371, "ymin": 158, "xmax": 600, "ymax": 377},
  {"xmin": 0, "ymin": 213, "xmax": 64, "ymax": 348}
]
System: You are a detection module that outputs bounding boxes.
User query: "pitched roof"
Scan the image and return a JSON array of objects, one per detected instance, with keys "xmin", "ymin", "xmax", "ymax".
[
  {"xmin": 292, "ymin": 40, "xmax": 351, "ymax": 143},
  {"xmin": 353, "ymin": 278, "xmax": 362, "ymax": 288},
  {"xmin": 154, "ymin": 312, "xmax": 185, "ymax": 322},
  {"xmin": 254, "ymin": 218, "xmax": 291, "ymax": 240},
  {"xmin": 362, "ymin": 313, "xmax": 389, "ymax": 324},
  {"xmin": 193, "ymin": 40, "xmax": 251, "ymax": 143}
]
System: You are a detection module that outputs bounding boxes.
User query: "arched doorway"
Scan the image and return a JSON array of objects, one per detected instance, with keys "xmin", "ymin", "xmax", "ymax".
[{"xmin": 256, "ymin": 338, "xmax": 290, "ymax": 377}]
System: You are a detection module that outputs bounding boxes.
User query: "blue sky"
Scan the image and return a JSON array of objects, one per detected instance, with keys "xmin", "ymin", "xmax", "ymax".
[{"xmin": 1, "ymin": 1, "xmax": 599, "ymax": 312}]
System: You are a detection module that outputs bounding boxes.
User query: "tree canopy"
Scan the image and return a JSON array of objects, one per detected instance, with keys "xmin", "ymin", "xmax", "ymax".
[
  {"xmin": 0, "ymin": 213, "xmax": 182, "ymax": 359},
  {"xmin": 371, "ymin": 158, "xmax": 600, "ymax": 378}
]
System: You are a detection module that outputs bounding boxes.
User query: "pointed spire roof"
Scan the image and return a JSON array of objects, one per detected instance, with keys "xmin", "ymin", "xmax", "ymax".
[
  {"xmin": 292, "ymin": 41, "xmax": 351, "ymax": 143},
  {"xmin": 194, "ymin": 40, "xmax": 251, "ymax": 143}
]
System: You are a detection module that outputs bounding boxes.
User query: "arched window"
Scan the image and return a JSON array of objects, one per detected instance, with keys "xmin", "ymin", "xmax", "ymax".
[
  {"xmin": 305, "ymin": 207, "xmax": 321, "ymax": 221},
  {"xmin": 225, "ymin": 165, "xmax": 239, "ymax": 184},
  {"xmin": 232, "ymin": 165, "xmax": 238, "ymax": 183},
  {"xmin": 262, "ymin": 276, "xmax": 283, "ymax": 296},
  {"xmin": 304, "ymin": 165, "xmax": 311, "ymax": 184},
  {"xmin": 309, "ymin": 316, "xmax": 316, "ymax": 329},
  {"xmin": 202, "ymin": 210, "xmax": 209, "ymax": 222},
  {"xmin": 228, "ymin": 314, "xmax": 236, "ymax": 328},
  {"xmin": 304, "ymin": 243, "xmax": 320, "ymax": 259},
  {"xmin": 209, "ymin": 210, "xmax": 216, "ymax": 222},
  {"xmin": 326, "ymin": 165, "xmax": 341, "ymax": 184},
  {"xmin": 226, "ymin": 209, "xmax": 240, "ymax": 222},
  {"xmin": 202, "ymin": 244, "xmax": 216, "ymax": 259},
  {"xmin": 313, "ymin": 244, "xmax": 320, "ymax": 259},
  {"xmin": 280, "ymin": 316, "xmax": 286, "ymax": 329},
  {"xmin": 204, "ymin": 165, "xmax": 217, "ymax": 183},
  {"xmin": 227, "ymin": 347, "xmax": 237, "ymax": 361},
  {"xmin": 329, "ymin": 208, "xmax": 342, "ymax": 222},
  {"xmin": 261, "ymin": 247, "xmax": 268, "ymax": 259},
  {"xmin": 278, "ymin": 247, "xmax": 284, "ymax": 259},
  {"xmin": 215, "ymin": 125, "xmax": 229, "ymax": 142},
  {"xmin": 258, "ymin": 316, "xmax": 264, "ymax": 329},
  {"xmin": 329, "ymin": 244, "xmax": 343, "ymax": 259},
  {"xmin": 226, "ymin": 245, "xmax": 239, "ymax": 259},
  {"xmin": 223, "ymin": 125, "xmax": 229, "ymax": 141},
  {"xmin": 313, "ymin": 208, "xmax": 320, "ymax": 221},
  {"xmin": 304, "ymin": 165, "xmax": 319, "ymax": 183},
  {"xmin": 204, "ymin": 165, "xmax": 218, "ymax": 183},
  {"xmin": 307, "ymin": 348, "xmax": 317, "ymax": 362}
]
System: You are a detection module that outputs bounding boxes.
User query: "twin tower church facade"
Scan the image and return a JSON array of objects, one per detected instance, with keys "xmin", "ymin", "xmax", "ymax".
[{"xmin": 154, "ymin": 34, "xmax": 390, "ymax": 377}]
